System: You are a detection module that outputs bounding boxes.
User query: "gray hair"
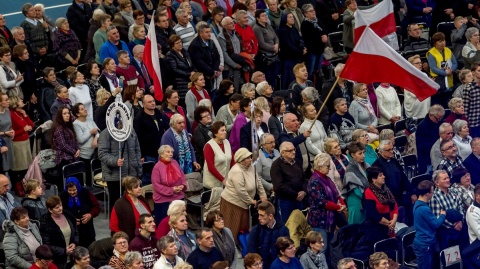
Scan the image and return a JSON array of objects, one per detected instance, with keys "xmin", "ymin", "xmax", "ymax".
[
  {"xmin": 279, "ymin": 141, "xmax": 293, "ymax": 152},
  {"xmin": 22, "ymin": 3, "xmax": 33, "ymax": 16},
  {"xmin": 333, "ymin": 98, "xmax": 346, "ymax": 109},
  {"xmin": 167, "ymin": 200, "xmax": 186, "ymax": 215},
  {"xmin": 11, "ymin": 26, "xmax": 23, "ymax": 36},
  {"xmin": 124, "ymin": 251, "xmax": 143, "ymax": 267},
  {"xmin": 175, "ymin": 8, "xmax": 187, "ymax": 18},
  {"xmin": 157, "ymin": 235, "xmax": 175, "ymax": 251},
  {"xmin": 337, "ymin": 258, "xmax": 354, "ymax": 269},
  {"xmin": 106, "ymin": 25, "xmax": 117, "ymax": 34},
  {"xmin": 259, "ymin": 133, "xmax": 274, "ymax": 145},
  {"xmin": 379, "ymin": 129, "xmax": 394, "ymax": 140},
  {"xmin": 433, "ymin": 170, "xmax": 448, "ymax": 182},
  {"xmin": 323, "ymin": 137, "xmax": 339, "ymax": 153},
  {"xmin": 466, "ymin": 27, "xmax": 479, "ymax": 41},
  {"xmin": 448, "ymin": 97, "xmax": 463, "ymax": 110},
  {"xmin": 158, "ymin": 145, "xmax": 174, "ymax": 155},
  {"xmin": 334, "ymin": 63, "xmax": 345, "ymax": 77},
  {"xmin": 33, "ymin": 3, "xmax": 45, "ymax": 11},
  {"xmin": 313, "ymin": 153, "xmax": 331, "ymax": 170},
  {"xmin": 429, "ymin": 104, "xmax": 445, "ymax": 118},
  {"xmin": 72, "ymin": 246, "xmax": 89, "ymax": 262},
  {"xmin": 198, "ymin": 98, "xmax": 212, "ymax": 108},
  {"xmin": 197, "ymin": 22, "xmax": 210, "ymax": 33},
  {"xmin": 301, "ymin": 87, "xmax": 319, "ymax": 102},
  {"xmin": 378, "ymin": 140, "xmax": 393, "ymax": 152},
  {"xmin": 221, "ymin": 16, "xmax": 233, "ymax": 27},
  {"xmin": 351, "ymin": 129, "xmax": 367, "ymax": 141},
  {"xmin": 301, "ymin": 4, "xmax": 314, "ymax": 15},
  {"xmin": 439, "ymin": 122, "xmax": 452, "ymax": 134},
  {"xmin": 236, "ymin": 10, "xmax": 247, "ymax": 19},
  {"xmin": 452, "ymin": 119, "xmax": 468, "ymax": 134},
  {"xmin": 92, "ymin": 9, "xmax": 106, "ymax": 20},
  {"xmin": 256, "ymin": 81, "xmax": 269, "ymax": 95},
  {"xmin": 169, "ymin": 113, "xmax": 185, "ymax": 127},
  {"xmin": 241, "ymin": 83, "xmax": 255, "ymax": 95}
]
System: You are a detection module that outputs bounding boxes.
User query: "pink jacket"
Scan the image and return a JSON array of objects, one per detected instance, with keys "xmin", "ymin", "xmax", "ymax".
[{"xmin": 151, "ymin": 160, "xmax": 188, "ymax": 203}]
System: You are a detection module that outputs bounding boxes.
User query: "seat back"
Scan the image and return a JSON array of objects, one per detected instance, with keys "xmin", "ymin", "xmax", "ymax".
[
  {"xmin": 440, "ymin": 245, "xmax": 462, "ymax": 269},
  {"xmin": 328, "ymin": 31, "xmax": 345, "ymax": 54},
  {"xmin": 394, "ymin": 135, "xmax": 408, "ymax": 154},
  {"xmin": 62, "ymin": 161, "xmax": 86, "ymax": 189},
  {"xmin": 352, "ymin": 258, "xmax": 365, "ymax": 269},
  {"xmin": 402, "ymin": 154, "xmax": 418, "ymax": 180},
  {"xmin": 411, "ymin": 173, "xmax": 432, "ymax": 189},
  {"xmin": 402, "ymin": 231, "xmax": 417, "ymax": 267},
  {"xmin": 437, "ymin": 22, "xmax": 455, "ymax": 48},
  {"xmin": 374, "ymin": 238, "xmax": 399, "ymax": 262},
  {"xmin": 377, "ymin": 124, "xmax": 393, "ymax": 134},
  {"xmin": 394, "ymin": 119, "xmax": 407, "ymax": 135},
  {"xmin": 91, "ymin": 159, "xmax": 102, "ymax": 186}
]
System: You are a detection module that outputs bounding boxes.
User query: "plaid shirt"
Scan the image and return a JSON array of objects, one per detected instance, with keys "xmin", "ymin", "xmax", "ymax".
[
  {"xmin": 463, "ymin": 82, "xmax": 480, "ymax": 128},
  {"xmin": 437, "ymin": 156, "xmax": 464, "ymax": 177},
  {"xmin": 429, "ymin": 187, "xmax": 464, "ymax": 228},
  {"xmin": 450, "ymin": 183, "xmax": 475, "ymax": 216}
]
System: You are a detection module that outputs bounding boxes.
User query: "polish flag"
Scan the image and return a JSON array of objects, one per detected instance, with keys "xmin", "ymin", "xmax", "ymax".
[
  {"xmin": 143, "ymin": 11, "xmax": 163, "ymax": 102},
  {"xmin": 340, "ymin": 27, "xmax": 439, "ymax": 101},
  {"xmin": 354, "ymin": 0, "xmax": 396, "ymax": 44}
]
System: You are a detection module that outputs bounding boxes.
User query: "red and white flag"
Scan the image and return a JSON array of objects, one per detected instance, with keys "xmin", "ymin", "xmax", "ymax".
[
  {"xmin": 354, "ymin": 0, "xmax": 396, "ymax": 44},
  {"xmin": 143, "ymin": 12, "xmax": 163, "ymax": 102},
  {"xmin": 340, "ymin": 27, "xmax": 439, "ymax": 101}
]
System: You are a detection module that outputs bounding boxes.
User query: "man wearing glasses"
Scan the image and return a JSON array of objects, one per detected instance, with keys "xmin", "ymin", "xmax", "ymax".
[
  {"xmin": 437, "ymin": 139, "xmax": 465, "ymax": 177},
  {"xmin": 416, "ymin": 104, "xmax": 445, "ymax": 174},
  {"xmin": 430, "ymin": 123, "xmax": 454, "ymax": 170}
]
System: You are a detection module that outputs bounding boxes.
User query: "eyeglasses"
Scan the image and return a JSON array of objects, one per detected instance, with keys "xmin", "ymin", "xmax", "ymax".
[
  {"xmin": 384, "ymin": 148, "xmax": 394, "ymax": 152},
  {"xmin": 360, "ymin": 134, "xmax": 368, "ymax": 138},
  {"xmin": 253, "ymin": 261, "xmax": 263, "ymax": 267},
  {"xmin": 283, "ymin": 148, "xmax": 296, "ymax": 153},
  {"xmin": 442, "ymin": 144, "xmax": 456, "ymax": 151},
  {"xmin": 201, "ymin": 114, "xmax": 211, "ymax": 119},
  {"xmin": 116, "ymin": 240, "xmax": 128, "ymax": 245},
  {"xmin": 39, "ymin": 259, "xmax": 53, "ymax": 266}
]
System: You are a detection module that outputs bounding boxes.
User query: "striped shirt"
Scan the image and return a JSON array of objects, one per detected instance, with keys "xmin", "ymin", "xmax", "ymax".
[{"xmin": 173, "ymin": 23, "xmax": 195, "ymax": 49}]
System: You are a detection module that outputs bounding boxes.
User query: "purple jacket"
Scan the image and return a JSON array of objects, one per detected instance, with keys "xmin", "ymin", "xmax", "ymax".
[{"xmin": 229, "ymin": 112, "xmax": 247, "ymax": 154}]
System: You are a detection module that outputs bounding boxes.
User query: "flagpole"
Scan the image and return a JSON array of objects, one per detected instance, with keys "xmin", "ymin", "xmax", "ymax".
[{"xmin": 308, "ymin": 75, "xmax": 341, "ymax": 131}]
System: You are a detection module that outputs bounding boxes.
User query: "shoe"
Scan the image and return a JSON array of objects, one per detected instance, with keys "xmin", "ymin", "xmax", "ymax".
[{"xmin": 14, "ymin": 182, "xmax": 25, "ymax": 197}]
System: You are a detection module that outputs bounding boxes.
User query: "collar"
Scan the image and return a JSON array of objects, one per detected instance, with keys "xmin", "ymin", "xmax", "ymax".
[
  {"xmin": 267, "ymin": 219, "xmax": 276, "ymax": 229},
  {"xmin": 262, "ymin": 148, "xmax": 275, "ymax": 159},
  {"xmin": 280, "ymin": 156, "xmax": 295, "ymax": 165}
]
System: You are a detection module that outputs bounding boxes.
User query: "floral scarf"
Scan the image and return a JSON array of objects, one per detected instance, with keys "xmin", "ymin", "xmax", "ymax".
[
  {"xmin": 102, "ymin": 70, "xmax": 118, "ymax": 88},
  {"xmin": 160, "ymin": 158, "xmax": 183, "ymax": 185},
  {"xmin": 369, "ymin": 183, "xmax": 396, "ymax": 206},
  {"xmin": 354, "ymin": 96, "xmax": 376, "ymax": 118},
  {"xmin": 173, "ymin": 129, "xmax": 193, "ymax": 174},
  {"xmin": 167, "ymin": 228, "xmax": 194, "ymax": 260}
]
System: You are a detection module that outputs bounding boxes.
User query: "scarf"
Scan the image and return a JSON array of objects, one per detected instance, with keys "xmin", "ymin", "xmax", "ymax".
[
  {"xmin": 305, "ymin": 248, "xmax": 327, "ymax": 269},
  {"xmin": 314, "ymin": 170, "xmax": 339, "ymax": 226},
  {"xmin": 213, "ymin": 228, "xmax": 236, "ymax": 264},
  {"xmin": 354, "ymin": 96, "xmax": 376, "ymax": 117},
  {"xmin": 120, "ymin": 11, "xmax": 135, "ymax": 26},
  {"xmin": 102, "ymin": 3, "xmax": 117, "ymax": 16},
  {"xmin": 167, "ymin": 228, "xmax": 193, "ymax": 259},
  {"xmin": 102, "ymin": 70, "xmax": 119, "ymax": 87},
  {"xmin": 305, "ymin": 17, "xmax": 324, "ymax": 32},
  {"xmin": 143, "ymin": 0, "xmax": 154, "ymax": 10},
  {"xmin": 160, "ymin": 158, "xmax": 183, "ymax": 185},
  {"xmin": 369, "ymin": 182, "xmax": 396, "ymax": 206},
  {"xmin": 331, "ymin": 154, "xmax": 349, "ymax": 179},
  {"xmin": 173, "ymin": 129, "xmax": 193, "ymax": 174},
  {"xmin": 65, "ymin": 177, "xmax": 83, "ymax": 208}
]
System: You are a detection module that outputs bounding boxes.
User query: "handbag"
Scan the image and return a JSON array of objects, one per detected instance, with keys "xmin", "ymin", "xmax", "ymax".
[
  {"xmin": 323, "ymin": 46, "xmax": 338, "ymax": 60},
  {"xmin": 261, "ymin": 52, "xmax": 280, "ymax": 66}
]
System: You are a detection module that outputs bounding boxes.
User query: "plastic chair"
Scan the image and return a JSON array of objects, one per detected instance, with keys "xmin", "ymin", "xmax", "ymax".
[
  {"xmin": 394, "ymin": 135, "xmax": 408, "ymax": 154},
  {"xmin": 91, "ymin": 158, "xmax": 109, "ymax": 218},
  {"xmin": 352, "ymin": 258, "xmax": 365, "ymax": 269},
  {"xmin": 402, "ymin": 154, "xmax": 418, "ymax": 180},
  {"xmin": 440, "ymin": 245, "xmax": 462, "ymax": 269},
  {"xmin": 402, "ymin": 231, "xmax": 418, "ymax": 268},
  {"xmin": 374, "ymin": 238, "xmax": 399, "ymax": 262},
  {"xmin": 394, "ymin": 119, "xmax": 407, "ymax": 135},
  {"xmin": 62, "ymin": 161, "xmax": 86, "ymax": 189},
  {"xmin": 411, "ymin": 174, "xmax": 432, "ymax": 189},
  {"xmin": 328, "ymin": 31, "xmax": 346, "ymax": 55}
]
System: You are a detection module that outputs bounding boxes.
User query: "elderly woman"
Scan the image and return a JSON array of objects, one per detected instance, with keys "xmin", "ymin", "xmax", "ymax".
[
  {"xmin": 281, "ymin": 0, "xmax": 303, "ymax": 32},
  {"xmin": 427, "ymin": 32, "xmax": 458, "ymax": 106},
  {"xmin": 256, "ymin": 133, "xmax": 280, "ymax": 195},
  {"xmin": 124, "ymin": 251, "xmax": 143, "ymax": 269},
  {"xmin": 452, "ymin": 119, "xmax": 472, "ymax": 160},
  {"xmin": 271, "ymin": 237, "xmax": 303, "ymax": 269},
  {"xmin": 253, "ymin": 9, "xmax": 280, "ymax": 88},
  {"xmin": 94, "ymin": 87, "xmax": 122, "ymax": 131},
  {"xmin": 203, "ymin": 121, "xmax": 234, "ymax": 189},
  {"xmin": 268, "ymin": 96, "xmax": 286, "ymax": 140},
  {"xmin": 110, "ymin": 176, "xmax": 151, "ymax": 242},
  {"xmin": 39, "ymin": 196, "xmax": 78, "ymax": 269},
  {"xmin": 128, "ymin": 25, "xmax": 146, "ymax": 52},
  {"xmin": 38, "ymin": 67, "xmax": 65, "ymax": 122},
  {"xmin": 369, "ymin": 252, "xmax": 389, "ymax": 269},
  {"xmin": 450, "ymin": 167, "xmax": 475, "ymax": 216},
  {"xmin": 344, "ymin": 142, "xmax": 370, "ymax": 224},
  {"xmin": 404, "ymin": 55, "xmax": 431, "ymax": 118},
  {"xmin": 151, "ymin": 145, "xmax": 188, "ymax": 224},
  {"xmin": 300, "ymin": 103, "xmax": 327, "ymax": 159},
  {"xmin": 205, "ymin": 210, "xmax": 238, "ymax": 268},
  {"xmin": 278, "ymin": 12, "xmax": 306, "ymax": 87},
  {"xmin": 323, "ymin": 137, "xmax": 348, "ymax": 191},
  {"xmin": 185, "ymin": 72, "xmax": 211, "ymax": 123},
  {"xmin": 328, "ymin": 98, "xmax": 356, "ymax": 151},
  {"xmin": 352, "ymin": 129, "xmax": 377, "ymax": 166},
  {"xmin": 299, "ymin": 231, "xmax": 328, "ymax": 269},
  {"xmin": 167, "ymin": 212, "xmax": 197, "ymax": 260},
  {"xmin": 53, "ymin": 18, "xmax": 82, "ymax": 70},
  {"xmin": 59, "ymin": 177, "xmax": 101, "ymax": 248},
  {"xmin": 0, "ymin": 47, "xmax": 24, "ymax": 98},
  {"xmin": 0, "ymin": 93, "xmax": 14, "ymax": 174},
  {"xmin": 166, "ymin": 35, "xmax": 195, "ymax": 106},
  {"xmin": 221, "ymin": 148, "xmax": 267, "ymax": 244},
  {"xmin": 349, "ymin": 83, "xmax": 379, "ymax": 140},
  {"xmin": 445, "ymin": 97, "xmax": 468, "ymax": 125},
  {"xmin": 71, "ymin": 247, "xmax": 94, "ymax": 269},
  {"xmin": 462, "ymin": 27, "xmax": 480, "ymax": 70},
  {"xmin": 375, "ymin": 83, "xmax": 401, "ymax": 125},
  {"xmin": 109, "ymin": 232, "xmax": 130, "ymax": 269},
  {"xmin": 161, "ymin": 114, "xmax": 201, "ymax": 174},
  {"xmin": 241, "ymin": 82, "xmax": 256, "ymax": 99},
  {"xmin": 244, "ymin": 253, "xmax": 263, "ymax": 269},
  {"xmin": 363, "ymin": 166, "xmax": 398, "ymax": 247},
  {"xmin": 307, "ymin": 153, "xmax": 345, "ymax": 255},
  {"xmin": 256, "ymin": 82, "xmax": 274, "ymax": 104},
  {"xmin": 69, "ymin": 71, "xmax": 94, "ymax": 121},
  {"xmin": 453, "ymin": 69, "xmax": 474, "ymax": 99},
  {"xmin": 240, "ymin": 108, "xmax": 269, "ymax": 151},
  {"xmin": 50, "ymin": 85, "xmax": 72, "ymax": 118},
  {"xmin": 4, "ymin": 207, "xmax": 42, "ymax": 269},
  {"xmin": 155, "ymin": 200, "xmax": 186, "ymax": 238}
]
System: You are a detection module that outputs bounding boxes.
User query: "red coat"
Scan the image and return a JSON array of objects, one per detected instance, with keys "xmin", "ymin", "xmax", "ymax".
[
  {"xmin": 235, "ymin": 23, "xmax": 258, "ymax": 56},
  {"xmin": 10, "ymin": 110, "xmax": 34, "ymax": 142}
]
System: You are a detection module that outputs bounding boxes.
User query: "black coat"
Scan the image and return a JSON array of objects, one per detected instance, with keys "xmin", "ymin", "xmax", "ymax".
[
  {"xmin": 278, "ymin": 24, "xmax": 304, "ymax": 61},
  {"xmin": 192, "ymin": 123, "xmax": 211, "ymax": 167},
  {"xmin": 165, "ymin": 49, "xmax": 195, "ymax": 99},
  {"xmin": 133, "ymin": 109, "xmax": 170, "ymax": 159},
  {"xmin": 38, "ymin": 78, "xmax": 65, "ymax": 123},
  {"xmin": 14, "ymin": 58, "xmax": 37, "ymax": 101},
  {"xmin": 240, "ymin": 122, "xmax": 269, "ymax": 152},
  {"xmin": 300, "ymin": 19, "xmax": 327, "ymax": 55},
  {"xmin": 155, "ymin": 25, "xmax": 174, "ymax": 54},
  {"xmin": 39, "ymin": 211, "xmax": 78, "ymax": 269},
  {"xmin": 321, "ymin": 77, "xmax": 353, "ymax": 114},
  {"xmin": 316, "ymin": 0, "xmax": 341, "ymax": 33},
  {"xmin": 66, "ymin": 0, "xmax": 93, "ymax": 48},
  {"xmin": 188, "ymin": 36, "xmax": 220, "ymax": 78}
]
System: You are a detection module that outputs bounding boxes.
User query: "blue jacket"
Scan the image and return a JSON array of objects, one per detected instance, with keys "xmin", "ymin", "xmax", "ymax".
[
  {"xmin": 247, "ymin": 221, "xmax": 290, "ymax": 269},
  {"xmin": 463, "ymin": 153, "xmax": 480, "ymax": 186},
  {"xmin": 413, "ymin": 200, "xmax": 445, "ymax": 245},
  {"xmin": 415, "ymin": 116, "xmax": 441, "ymax": 174},
  {"xmin": 99, "ymin": 40, "xmax": 133, "ymax": 64}
]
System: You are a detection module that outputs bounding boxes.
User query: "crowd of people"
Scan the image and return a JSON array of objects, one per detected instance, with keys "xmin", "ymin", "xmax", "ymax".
[{"xmin": 1, "ymin": 0, "xmax": 480, "ymax": 269}]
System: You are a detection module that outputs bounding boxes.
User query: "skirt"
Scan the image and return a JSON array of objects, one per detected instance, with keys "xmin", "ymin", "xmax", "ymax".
[
  {"xmin": 220, "ymin": 197, "xmax": 250, "ymax": 245},
  {"xmin": 12, "ymin": 140, "xmax": 32, "ymax": 171}
]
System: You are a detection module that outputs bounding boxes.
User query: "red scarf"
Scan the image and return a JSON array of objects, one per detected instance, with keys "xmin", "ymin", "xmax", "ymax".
[
  {"xmin": 190, "ymin": 86, "xmax": 211, "ymax": 103},
  {"xmin": 160, "ymin": 159, "xmax": 183, "ymax": 186}
]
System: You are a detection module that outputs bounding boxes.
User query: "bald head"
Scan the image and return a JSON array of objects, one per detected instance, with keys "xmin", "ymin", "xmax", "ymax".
[
  {"xmin": 221, "ymin": 16, "xmax": 234, "ymax": 29},
  {"xmin": 0, "ymin": 174, "xmax": 10, "ymax": 196},
  {"xmin": 133, "ymin": 45, "xmax": 145, "ymax": 59},
  {"xmin": 283, "ymin": 113, "xmax": 299, "ymax": 132}
]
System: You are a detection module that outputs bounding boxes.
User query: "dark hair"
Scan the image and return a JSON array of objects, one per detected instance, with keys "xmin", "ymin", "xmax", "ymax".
[
  {"xmin": 204, "ymin": 210, "xmax": 224, "ymax": 228},
  {"xmin": 12, "ymin": 44, "xmax": 27, "ymax": 58},
  {"xmin": 72, "ymin": 103, "xmax": 84, "ymax": 117},
  {"xmin": 271, "ymin": 96, "xmax": 284, "ymax": 117},
  {"xmin": 417, "ymin": 180, "xmax": 434, "ymax": 196},
  {"xmin": 116, "ymin": 50, "xmax": 129, "ymax": 61},
  {"xmin": 122, "ymin": 85, "xmax": 138, "ymax": 103},
  {"xmin": 211, "ymin": 261, "xmax": 229, "ymax": 269},
  {"xmin": 432, "ymin": 32, "xmax": 446, "ymax": 44},
  {"xmin": 258, "ymin": 201, "xmax": 275, "ymax": 217},
  {"xmin": 471, "ymin": 62, "xmax": 480, "ymax": 72},
  {"xmin": 232, "ymin": 3, "xmax": 248, "ymax": 14},
  {"xmin": 366, "ymin": 166, "xmax": 383, "ymax": 184},
  {"xmin": 475, "ymin": 183, "xmax": 480, "ymax": 195},
  {"xmin": 10, "ymin": 207, "xmax": 28, "ymax": 222},
  {"xmin": 240, "ymin": 97, "xmax": 251, "ymax": 112},
  {"xmin": 102, "ymin": 57, "xmax": 115, "ymax": 69},
  {"xmin": 348, "ymin": 141, "xmax": 365, "ymax": 154},
  {"xmin": 51, "ymin": 106, "xmax": 76, "ymax": 149},
  {"xmin": 133, "ymin": 9, "xmax": 145, "ymax": 19},
  {"xmin": 167, "ymin": 34, "xmax": 182, "ymax": 48},
  {"xmin": 255, "ymin": 9, "xmax": 266, "ymax": 19},
  {"xmin": 210, "ymin": 121, "xmax": 226, "ymax": 138},
  {"xmin": 66, "ymin": 181, "xmax": 76, "ymax": 189},
  {"xmin": 0, "ymin": 46, "xmax": 11, "ymax": 57},
  {"xmin": 194, "ymin": 106, "xmax": 211, "ymax": 123},
  {"xmin": 244, "ymin": 253, "xmax": 262, "ymax": 268},
  {"xmin": 276, "ymin": 237, "xmax": 294, "ymax": 256},
  {"xmin": 43, "ymin": 67, "xmax": 55, "ymax": 78},
  {"xmin": 212, "ymin": 6, "xmax": 225, "ymax": 17},
  {"xmin": 35, "ymin": 245, "xmax": 54, "ymax": 260},
  {"xmin": 161, "ymin": 89, "xmax": 178, "ymax": 110},
  {"xmin": 218, "ymin": 79, "xmax": 234, "ymax": 96},
  {"xmin": 195, "ymin": 227, "xmax": 212, "ymax": 240},
  {"xmin": 84, "ymin": 60, "xmax": 98, "ymax": 80},
  {"xmin": 45, "ymin": 195, "xmax": 62, "ymax": 210},
  {"xmin": 139, "ymin": 213, "xmax": 153, "ymax": 225},
  {"xmin": 72, "ymin": 246, "xmax": 89, "ymax": 262},
  {"xmin": 229, "ymin": 93, "xmax": 244, "ymax": 104},
  {"xmin": 451, "ymin": 167, "xmax": 469, "ymax": 184}
]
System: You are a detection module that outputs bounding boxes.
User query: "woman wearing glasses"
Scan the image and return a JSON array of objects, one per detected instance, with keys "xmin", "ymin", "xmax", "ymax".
[
  {"xmin": 244, "ymin": 253, "xmax": 263, "ymax": 269},
  {"xmin": 349, "ymin": 83, "xmax": 378, "ymax": 142},
  {"xmin": 404, "ymin": 55, "xmax": 431, "ymax": 118},
  {"xmin": 30, "ymin": 245, "xmax": 58, "ymax": 269},
  {"xmin": 299, "ymin": 231, "xmax": 328, "ymax": 269},
  {"xmin": 205, "ymin": 210, "xmax": 237, "ymax": 269},
  {"xmin": 271, "ymin": 237, "xmax": 302, "ymax": 269},
  {"xmin": 109, "ymin": 232, "xmax": 130, "ymax": 269}
]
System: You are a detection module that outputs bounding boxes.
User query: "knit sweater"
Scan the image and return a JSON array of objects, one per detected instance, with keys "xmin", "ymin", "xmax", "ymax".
[
  {"xmin": 271, "ymin": 158, "xmax": 306, "ymax": 201},
  {"xmin": 69, "ymin": 84, "xmax": 93, "ymax": 120},
  {"xmin": 20, "ymin": 20, "xmax": 48, "ymax": 53},
  {"xmin": 221, "ymin": 163, "xmax": 266, "ymax": 209},
  {"xmin": 299, "ymin": 118, "xmax": 327, "ymax": 159},
  {"xmin": 375, "ymin": 85, "xmax": 401, "ymax": 125},
  {"xmin": 151, "ymin": 160, "xmax": 188, "ymax": 203},
  {"xmin": 93, "ymin": 29, "xmax": 108, "ymax": 64},
  {"xmin": 348, "ymin": 99, "xmax": 378, "ymax": 129},
  {"xmin": 73, "ymin": 119, "xmax": 99, "ymax": 159}
]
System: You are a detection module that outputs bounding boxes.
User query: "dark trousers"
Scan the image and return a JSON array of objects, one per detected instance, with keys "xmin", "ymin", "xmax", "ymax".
[{"xmin": 107, "ymin": 180, "xmax": 121, "ymax": 211}]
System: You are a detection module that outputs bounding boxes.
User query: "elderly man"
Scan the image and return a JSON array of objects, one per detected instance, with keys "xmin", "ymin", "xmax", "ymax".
[
  {"xmin": 186, "ymin": 228, "xmax": 224, "ymax": 269},
  {"xmin": 132, "ymin": 45, "xmax": 154, "ymax": 94},
  {"xmin": 270, "ymin": 141, "xmax": 307, "ymax": 222},
  {"xmin": 218, "ymin": 16, "xmax": 245, "ymax": 91},
  {"xmin": 251, "ymin": 71, "xmax": 266, "ymax": 84},
  {"xmin": 130, "ymin": 213, "xmax": 160, "ymax": 269},
  {"xmin": 0, "ymin": 174, "xmax": 20, "ymax": 261},
  {"xmin": 173, "ymin": 9, "xmax": 196, "ymax": 50},
  {"xmin": 321, "ymin": 63, "xmax": 354, "ymax": 113},
  {"xmin": 437, "ymin": 139, "xmax": 465, "ymax": 177},
  {"xmin": 20, "ymin": 3, "xmax": 49, "ymax": 56},
  {"xmin": 153, "ymin": 235, "xmax": 184, "ymax": 269},
  {"xmin": 0, "ymin": 14, "xmax": 12, "ymax": 47},
  {"xmin": 337, "ymin": 258, "xmax": 356, "ymax": 269},
  {"xmin": 403, "ymin": 23, "xmax": 430, "ymax": 61},
  {"xmin": 216, "ymin": 93, "xmax": 242, "ymax": 133},
  {"xmin": 235, "ymin": 10, "xmax": 258, "ymax": 58},
  {"xmin": 278, "ymin": 113, "xmax": 311, "ymax": 168},
  {"xmin": 9, "ymin": 26, "xmax": 33, "ymax": 56},
  {"xmin": 99, "ymin": 25, "xmax": 132, "ymax": 64},
  {"xmin": 463, "ymin": 138, "xmax": 480, "ymax": 185},
  {"xmin": 430, "ymin": 123, "xmax": 455, "ymax": 169},
  {"xmin": 416, "ymin": 104, "xmax": 445, "ymax": 174}
]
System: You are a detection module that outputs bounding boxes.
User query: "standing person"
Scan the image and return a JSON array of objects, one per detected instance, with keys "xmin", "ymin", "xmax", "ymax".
[
  {"xmin": 301, "ymin": 4, "xmax": 328, "ymax": 82},
  {"xmin": 38, "ymin": 67, "xmax": 65, "ymax": 123},
  {"xmin": 129, "ymin": 213, "xmax": 160, "ymax": 269},
  {"xmin": 256, "ymin": 133, "xmax": 280, "ymax": 195},
  {"xmin": 299, "ymin": 103, "xmax": 327, "ymax": 159},
  {"xmin": 268, "ymin": 97, "xmax": 286, "ymax": 140},
  {"xmin": 413, "ymin": 180, "xmax": 446, "ymax": 269},
  {"xmin": 349, "ymin": 83, "xmax": 379, "ymax": 140},
  {"xmin": 204, "ymin": 210, "xmax": 237, "ymax": 269},
  {"xmin": 99, "ymin": 57, "xmax": 123, "ymax": 103},
  {"xmin": 0, "ymin": 46, "xmax": 24, "ymax": 99},
  {"xmin": 185, "ymin": 73, "xmax": 211, "ymax": 123},
  {"xmin": 278, "ymin": 12, "xmax": 306, "ymax": 87},
  {"xmin": 19, "ymin": 3, "xmax": 49, "ymax": 58},
  {"xmin": 50, "ymin": 85, "xmax": 73, "ymax": 119},
  {"xmin": 69, "ymin": 71, "xmax": 94, "ymax": 121},
  {"xmin": 0, "ymin": 93, "xmax": 14, "ymax": 175},
  {"xmin": 9, "ymin": 96, "xmax": 33, "ymax": 192},
  {"xmin": 161, "ymin": 90, "xmax": 191, "ymax": 133},
  {"xmin": 191, "ymin": 106, "xmax": 212, "ymax": 166},
  {"xmin": 166, "ymin": 34, "xmax": 195, "ymax": 106},
  {"xmin": 53, "ymin": 17, "xmax": 82, "ymax": 70},
  {"xmin": 342, "ymin": 0, "xmax": 356, "ymax": 53}
]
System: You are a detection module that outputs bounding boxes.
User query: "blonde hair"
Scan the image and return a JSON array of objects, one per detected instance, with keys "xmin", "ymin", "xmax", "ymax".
[
  {"xmin": 323, "ymin": 137, "xmax": 339, "ymax": 153},
  {"xmin": 188, "ymin": 72, "xmax": 204, "ymax": 87},
  {"xmin": 254, "ymin": 97, "xmax": 270, "ymax": 112},
  {"xmin": 169, "ymin": 211, "xmax": 187, "ymax": 228},
  {"xmin": 293, "ymin": 62, "xmax": 306, "ymax": 76},
  {"xmin": 407, "ymin": 54, "xmax": 421, "ymax": 64},
  {"xmin": 353, "ymin": 83, "xmax": 366, "ymax": 96},
  {"xmin": 8, "ymin": 95, "xmax": 21, "ymax": 109},
  {"xmin": 448, "ymin": 97, "xmax": 463, "ymax": 110},
  {"xmin": 313, "ymin": 153, "xmax": 331, "ymax": 171},
  {"xmin": 24, "ymin": 179, "xmax": 41, "ymax": 194},
  {"xmin": 96, "ymin": 88, "xmax": 111, "ymax": 106}
]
